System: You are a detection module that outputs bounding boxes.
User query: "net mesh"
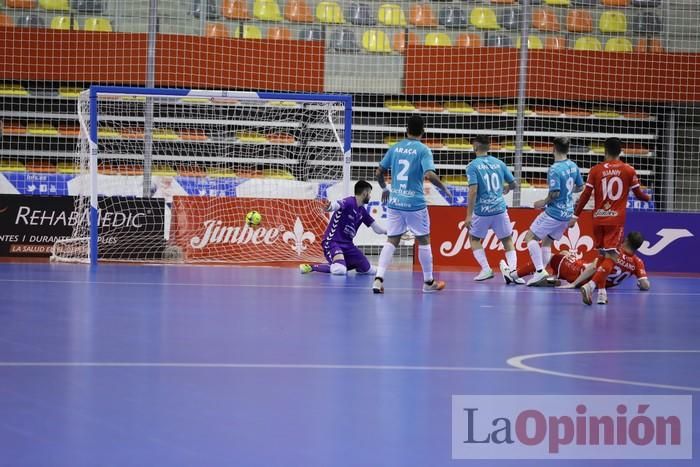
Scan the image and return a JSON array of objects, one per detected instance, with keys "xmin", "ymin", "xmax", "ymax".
[
  {"xmin": 51, "ymin": 91, "xmax": 347, "ymax": 263},
  {"xmin": 0, "ymin": 0, "xmax": 699, "ymax": 264}
]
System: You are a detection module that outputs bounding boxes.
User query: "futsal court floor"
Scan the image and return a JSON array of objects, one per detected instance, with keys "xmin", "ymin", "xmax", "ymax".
[{"xmin": 0, "ymin": 262, "xmax": 698, "ymax": 466}]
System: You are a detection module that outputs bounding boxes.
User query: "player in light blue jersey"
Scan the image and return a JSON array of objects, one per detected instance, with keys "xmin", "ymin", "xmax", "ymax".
[
  {"xmin": 373, "ymin": 115, "xmax": 452, "ymax": 294},
  {"xmin": 505, "ymin": 137, "xmax": 584, "ymax": 286},
  {"xmin": 464, "ymin": 135, "xmax": 518, "ymax": 281}
]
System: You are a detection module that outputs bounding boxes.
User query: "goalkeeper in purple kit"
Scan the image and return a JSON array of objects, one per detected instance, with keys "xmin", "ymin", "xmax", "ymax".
[{"xmin": 300, "ymin": 180, "xmax": 386, "ymax": 275}]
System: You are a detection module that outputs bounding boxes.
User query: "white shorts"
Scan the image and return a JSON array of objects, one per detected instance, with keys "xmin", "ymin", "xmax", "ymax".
[
  {"xmin": 530, "ymin": 211, "xmax": 569, "ymax": 241},
  {"xmin": 386, "ymin": 208, "xmax": 431, "ymax": 237},
  {"xmin": 470, "ymin": 212, "xmax": 513, "ymax": 240}
]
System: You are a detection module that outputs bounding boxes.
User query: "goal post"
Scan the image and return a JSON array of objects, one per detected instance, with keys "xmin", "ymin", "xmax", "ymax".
[{"xmin": 51, "ymin": 86, "xmax": 352, "ymax": 265}]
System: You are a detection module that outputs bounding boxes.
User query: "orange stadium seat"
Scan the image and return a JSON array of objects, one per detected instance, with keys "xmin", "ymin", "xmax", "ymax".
[
  {"xmin": 409, "ymin": 3, "xmax": 437, "ymax": 27},
  {"xmin": 646, "ymin": 38, "xmax": 664, "ymax": 53},
  {"xmin": 284, "ymin": 0, "xmax": 313, "ymax": 23},
  {"xmin": 222, "ymin": 0, "xmax": 249, "ymax": 20},
  {"xmin": 456, "ymin": 33, "xmax": 481, "ymax": 48},
  {"xmin": 545, "ymin": 36, "xmax": 567, "ymax": 49},
  {"xmin": 392, "ymin": 31, "xmax": 419, "ymax": 54},
  {"xmin": 0, "ymin": 14, "xmax": 15, "ymax": 27},
  {"xmin": 566, "ymin": 9, "xmax": 593, "ymax": 33},
  {"xmin": 532, "ymin": 8, "xmax": 560, "ymax": 32},
  {"xmin": 206, "ymin": 22, "xmax": 230, "ymax": 37},
  {"xmin": 267, "ymin": 26, "xmax": 292, "ymax": 40},
  {"xmin": 7, "ymin": 0, "xmax": 36, "ymax": 7},
  {"xmin": 602, "ymin": 0, "xmax": 630, "ymax": 5}
]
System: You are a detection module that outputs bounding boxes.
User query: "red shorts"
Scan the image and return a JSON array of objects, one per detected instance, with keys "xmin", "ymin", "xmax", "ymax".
[
  {"xmin": 593, "ymin": 225, "xmax": 624, "ymax": 251},
  {"xmin": 550, "ymin": 253, "xmax": 586, "ymax": 283}
]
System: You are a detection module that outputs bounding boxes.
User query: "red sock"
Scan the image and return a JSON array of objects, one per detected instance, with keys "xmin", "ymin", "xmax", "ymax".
[
  {"xmin": 592, "ymin": 257, "xmax": 615, "ymax": 289},
  {"xmin": 516, "ymin": 261, "xmax": 536, "ymax": 278}
]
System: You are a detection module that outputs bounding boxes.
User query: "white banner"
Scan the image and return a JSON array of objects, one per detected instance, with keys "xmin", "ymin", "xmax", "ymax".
[{"xmin": 452, "ymin": 395, "xmax": 692, "ymax": 459}]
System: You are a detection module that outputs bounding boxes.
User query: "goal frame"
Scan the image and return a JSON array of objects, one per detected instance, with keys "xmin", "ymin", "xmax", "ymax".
[{"xmin": 83, "ymin": 85, "xmax": 353, "ymax": 266}]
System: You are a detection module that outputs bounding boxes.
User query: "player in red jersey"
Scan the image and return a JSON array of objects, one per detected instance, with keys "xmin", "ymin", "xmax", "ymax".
[
  {"xmin": 571, "ymin": 138, "xmax": 651, "ymax": 305},
  {"xmin": 554, "ymin": 232, "xmax": 650, "ymax": 291},
  {"xmin": 515, "ymin": 232, "xmax": 651, "ymax": 292}
]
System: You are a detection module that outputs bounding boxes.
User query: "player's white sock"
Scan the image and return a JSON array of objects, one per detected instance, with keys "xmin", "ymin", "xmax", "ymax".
[
  {"xmin": 542, "ymin": 246, "xmax": 552, "ymax": 268},
  {"xmin": 527, "ymin": 240, "xmax": 543, "ymax": 271},
  {"xmin": 418, "ymin": 244, "xmax": 434, "ymax": 283},
  {"xmin": 376, "ymin": 242, "xmax": 396, "ymax": 278},
  {"xmin": 473, "ymin": 248, "xmax": 490, "ymax": 271},
  {"xmin": 358, "ymin": 265, "xmax": 377, "ymax": 276},
  {"xmin": 505, "ymin": 249, "xmax": 517, "ymax": 270},
  {"xmin": 330, "ymin": 262, "xmax": 347, "ymax": 275}
]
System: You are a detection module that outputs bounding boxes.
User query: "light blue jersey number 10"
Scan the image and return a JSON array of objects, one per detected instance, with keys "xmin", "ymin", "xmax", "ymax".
[{"xmin": 483, "ymin": 173, "xmax": 500, "ymax": 193}]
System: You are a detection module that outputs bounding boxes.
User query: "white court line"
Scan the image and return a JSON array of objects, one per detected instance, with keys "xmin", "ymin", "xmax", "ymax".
[
  {"xmin": 1, "ymin": 278, "xmax": 699, "ymax": 297},
  {"xmin": 507, "ymin": 350, "xmax": 700, "ymax": 392},
  {"xmin": 0, "ymin": 361, "xmax": 521, "ymax": 372}
]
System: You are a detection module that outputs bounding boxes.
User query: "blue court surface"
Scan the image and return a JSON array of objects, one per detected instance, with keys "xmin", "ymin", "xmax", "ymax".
[{"xmin": 0, "ymin": 263, "xmax": 698, "ymax": 466}]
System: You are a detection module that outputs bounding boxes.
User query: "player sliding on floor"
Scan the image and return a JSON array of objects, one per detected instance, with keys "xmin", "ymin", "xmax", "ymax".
[
  {"xmin": 300, "ymin": 180, "xmax": 386, "ymax": 276},
  {"xmin": 464, "ymin": 135, "xmax": 518, "ymax": 281},
  {"xmin": 571, "ymin": 137, "xmax": 651, "ymax": 305},
  {"xmin": 372, "ymin": 115, "xmax": 451, "ymax": 294},
  {"xmin": 503, "ymin": 137, "xmax": 584, "ymax": 286},
  {"xmin": 516, "ymin": 232, "xmax": 651, "ymax": 292}
]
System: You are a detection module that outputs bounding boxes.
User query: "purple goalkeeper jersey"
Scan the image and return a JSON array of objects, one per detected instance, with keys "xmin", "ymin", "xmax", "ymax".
[{"xmin": 323, "ymin": 196, "xmax": 375, "ymax": 245}]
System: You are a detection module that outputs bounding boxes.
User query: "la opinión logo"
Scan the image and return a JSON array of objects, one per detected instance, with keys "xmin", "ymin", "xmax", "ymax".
[{"xmin": 452, "ymin": 395, "xmax": 692, "ymax": 459}]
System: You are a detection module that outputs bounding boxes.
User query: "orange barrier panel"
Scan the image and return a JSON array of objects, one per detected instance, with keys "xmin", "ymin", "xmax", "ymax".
[
  {"xmin": 0, "ymin": 30, "xmax": 325, "ymax": 92},
  {"xmin": 406, "ymin": 46, "xmax": 700, "ymax": 102}
]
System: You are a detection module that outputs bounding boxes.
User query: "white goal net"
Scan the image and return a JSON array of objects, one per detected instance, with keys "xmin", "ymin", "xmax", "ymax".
[{"xmin": 50, "ymin": 88, "xmax": 350, "ymax": 264}]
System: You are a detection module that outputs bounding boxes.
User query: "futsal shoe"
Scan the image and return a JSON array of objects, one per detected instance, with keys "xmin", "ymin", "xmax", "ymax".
[
  {"xmin": 499, "ymin": 260, "xmax": 525, "ymax": 285},
  {"xmin": 580, "ymin": 282, "xmax": 594, "ymax": 306},
  {"xmin": 423, "ymin": 279, "xmax": 446, "ymax": 293},
  {"xmin": 372, "ymin": 277, "xmax": 385, "ymax": 294},
  {"xmin": 299, "ymin": 264, "xmax": 312, "ymax": 274},
  {"xmin": 545, "ymin": 277, "xmax": 562, "ymax": 287},
  {"xmin": 499, "ymin": 260, "xmax": 513, "ymax": 284},
  {"xmin": 527, "ymin": 270, "xmax": 549, "ymax": 287},
  {"xmin": 474, "ymin": 268, "xmax": 494, "ymax": 281},
  {"xmin": 596, "ymin": 289, "xmax": 608, "ymax": 305}
]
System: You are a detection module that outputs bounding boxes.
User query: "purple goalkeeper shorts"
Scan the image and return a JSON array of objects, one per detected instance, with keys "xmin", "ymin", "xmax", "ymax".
[{"xmin": 323, "ymin": 240, "xmax": 371, "ymax": 273}]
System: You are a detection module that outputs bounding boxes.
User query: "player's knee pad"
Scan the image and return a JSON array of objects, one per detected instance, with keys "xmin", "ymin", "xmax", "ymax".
[
  {"xmin": 357, "ymin": 265, "xmax": 376, "ymax": 275},
  {"xmin": 330, "ymin": 263, "xmax": 347, "ymax": 275}
]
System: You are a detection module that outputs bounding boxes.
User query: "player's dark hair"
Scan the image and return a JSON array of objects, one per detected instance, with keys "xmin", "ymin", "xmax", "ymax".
[
  {"xmin": 406, "ymin": 115, "xmax": 425, "ymax": 137},
  {"xmin": 553, "ymin": 137, "xmax": 570, "ymax": 154},
  {"xmin": 354, "ymin": 180, "xmax": 372, "ymax": 195},
  {"xmin": 604, "ymin": 137, "xmax": 622, "ymax": 157},
  {"xmin": 472, "ymin": 135, "xmax": 490, "ymax": 151},
  {"xmin": 626, "ymin": 231, "xmax": 644, "ymax": 252}
]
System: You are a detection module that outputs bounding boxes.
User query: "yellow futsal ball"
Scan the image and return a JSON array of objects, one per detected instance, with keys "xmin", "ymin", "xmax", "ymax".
[{"xmin": 245, "ymin": 210, "xmax": 262, "ymax": 226}]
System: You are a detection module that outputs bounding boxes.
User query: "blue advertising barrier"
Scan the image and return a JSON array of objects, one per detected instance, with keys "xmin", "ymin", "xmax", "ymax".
[{"xmin": 627, "ymin": 211, "xmax": 700, "ymax": 273}]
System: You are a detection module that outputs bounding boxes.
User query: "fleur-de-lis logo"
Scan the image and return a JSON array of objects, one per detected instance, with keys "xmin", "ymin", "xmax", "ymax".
[
  {"xmin": 282, "ymin": 217, "xmax": 316, "ymax": 255},
  {"xmin": 555, "ymin": 223, "xmax": 594, "ymax": 259}
]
